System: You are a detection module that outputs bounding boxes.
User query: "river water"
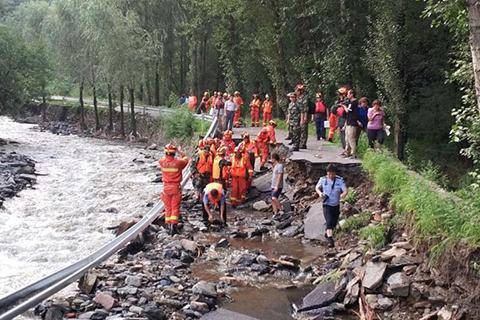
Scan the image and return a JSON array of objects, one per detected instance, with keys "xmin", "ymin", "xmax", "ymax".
[{"xmin": 0, "ymin": 117, "xmax": 160, "ymax": 298}]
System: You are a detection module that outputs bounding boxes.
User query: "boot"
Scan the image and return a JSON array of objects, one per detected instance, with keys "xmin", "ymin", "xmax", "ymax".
[{"xmin": 327, "ymin": 236, "xmax": 335, "ymax": 248}]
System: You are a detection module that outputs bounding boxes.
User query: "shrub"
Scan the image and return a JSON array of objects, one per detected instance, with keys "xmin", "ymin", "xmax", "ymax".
[
  {"xmin": 359, "ymin": 224, "xmax": 387, "ymax": 250},
  {"xmin": 163, "ymin": 108, "xmax": 196, "ymax": 140},
  {"xmin": 341, "ymin": 211, "xmax": 371, "ymax": 233},
  {"xmin": 344, "ymin": 188, "xmax": 358, "ymax": 205}
]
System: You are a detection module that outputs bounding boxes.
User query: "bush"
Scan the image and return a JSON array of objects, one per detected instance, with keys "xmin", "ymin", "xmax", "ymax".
[
  {"xmin": 359, "ymin": 224, "xmax": 387, "ymax": 250},
  {"xmin": 167, "ymin": 92, "xmax": 180, "ymax": 108},
  {"xmin": 344, "ymin": 188, "xmax": 358, "ymax": 205},
  {"xmin": 163, "ymin": 108, "xmax": 196, "ymax": 140}
]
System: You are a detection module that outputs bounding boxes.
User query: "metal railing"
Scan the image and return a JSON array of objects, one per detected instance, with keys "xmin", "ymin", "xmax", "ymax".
[{"xmin": 0, "ymin": 116, "xmax": 218, "ymax": 320}]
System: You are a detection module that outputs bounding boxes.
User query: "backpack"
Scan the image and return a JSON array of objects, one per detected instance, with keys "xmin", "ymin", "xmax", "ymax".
[{"xmin": 307, "ymin": 99, "xmax": 315, "ymax": 115}]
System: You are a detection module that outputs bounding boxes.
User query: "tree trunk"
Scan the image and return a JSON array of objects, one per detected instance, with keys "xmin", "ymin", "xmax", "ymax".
[
  {"xmin": 155, "ymin": 60, "xmax": 160, "ymax": 106},
  {"xmin": 93, "ymin": 84, "xmax": 100, "ymax": 131},
  {"xmin": 119, "ymin": 85, "xmax": 125, "ymax": 138},
  {"xmin": 129, "ymin": 87, "xmax": 137, "ymax": 137},
  {"xmin": 145, "ymin": 64, "xmax": 153, "ymax": 105},
  {"xmin": 108, "ymin": 84, "xmax": 114, "ymax": 133},
  {"xmin": 467, "ymin": 0, "xmax": 480, "ymax": 113},
  {"xmin": 79, "ymin": 81, "xmax": 86, "ymax": 130}
]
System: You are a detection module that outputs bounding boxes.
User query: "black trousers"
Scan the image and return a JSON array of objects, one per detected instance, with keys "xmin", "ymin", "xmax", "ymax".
[{"xmin": 323, "ymin": 205, "xmax": 340, "ymax": 229}]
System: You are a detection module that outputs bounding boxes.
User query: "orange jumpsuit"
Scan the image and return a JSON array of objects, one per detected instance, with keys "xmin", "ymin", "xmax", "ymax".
[
  {"xmin": 220, "ymin": 138, "xmax": 236, "ymax": 158},
  {"xmin": 229, "ymin": 155, "xmax": 253, "ymax": 206},
  {"xmin": 262, "ymin": 100, "xmax": 273, "ymax": 125},
  {"xmin": 238, "ymin": 140, "xmax": 258, "ymax": 188},
  {"xmin": 233, "ymin": 96, "xmax": 244, "ymax": 127},
  {"xmin": 266, "ymin": 124, "xmax": 276, "ymax": 144},
  {"xmin": 212, "ymin": 154, "xmax": 230, "ymax": 188},
  {"xmin": 250, "ymin": 98, "xmax": 261, "ymax": 127},
  {"xmin": 159, "ymin": 155, "xmax": 188, "ymax": 225},
  {"xmin": 256, "ymin": 129, "xmax": 270, "ymax": 166}
]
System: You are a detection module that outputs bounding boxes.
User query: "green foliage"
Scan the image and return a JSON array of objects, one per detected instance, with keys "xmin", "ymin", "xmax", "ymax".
[
  {"xmin": 167, "ymin": 92, "xmax": 180, "ymax": 108},
  {"xmin": 363, "ymin": 149, "xmax": 480, "ymax": 255},
  {"xmin": 341, "ymin": 212, "xmax": 371, "ymax": 233},
  {"xmin": 344, "ymin": 189, "xmax": 358, "ymax": 205},
  {"xmin": 359, "ymin": 224, "xmax": 387, "ymax": 250},
  {"xmin": 163, "ymin": 108, "xmax": 196, "ymax": 140}
]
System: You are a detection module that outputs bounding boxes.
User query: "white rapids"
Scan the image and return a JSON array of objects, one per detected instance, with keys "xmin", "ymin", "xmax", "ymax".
[{"xmin": 0, "ymin": 117, "xmax": 161, "ymax": 299}]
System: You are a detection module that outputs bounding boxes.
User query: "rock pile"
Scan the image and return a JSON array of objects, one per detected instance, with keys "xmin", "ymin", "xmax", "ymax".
[
  {"xmin": 295, "ymin": 239, "xmax": 462, "ymax": 319},
  {"xmin": 0, "ymin": 150, "xmax": 36, "ymax": 206}
]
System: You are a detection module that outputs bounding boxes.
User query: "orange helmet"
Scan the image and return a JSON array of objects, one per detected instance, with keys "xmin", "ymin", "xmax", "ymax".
[
  {"xmin": 269, "ymin": 120, "xmax": 277, "ymax": 127},
  {"xmin": 164, "ymin": 143, "xmax": 177, "ymax": 154},
  {"xmin": 198, "ymin": 139, "xmax": 205, "ymax": 148},
  {"xmin": 223, "ymin": 130, "xmax": 233, "ymax": 138},
  {"xmin": 205, "ymin": 137, "xmax": 214, "ymax": 146},
  {"xmin": 217, "ymin": 147, "xmax": 226, "ymax": 156}
]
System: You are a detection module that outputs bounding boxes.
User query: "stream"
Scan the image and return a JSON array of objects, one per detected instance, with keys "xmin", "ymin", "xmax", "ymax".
[{"xmin": 0, "ymin": 117, "xmax": 160, "ymax": 298}]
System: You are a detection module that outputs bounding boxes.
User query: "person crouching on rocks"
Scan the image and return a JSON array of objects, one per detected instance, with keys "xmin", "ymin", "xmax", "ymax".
[
  {"xmin": 159, "ymin": 143, "xmax": 189, "ymax": 235},
  {"xmin": 315, "ymin": 164, "xmax": 348, "ymax": 248},
  {"xmin": 203, "ymin": 182, "xmax": 227, "ymax": 227}
]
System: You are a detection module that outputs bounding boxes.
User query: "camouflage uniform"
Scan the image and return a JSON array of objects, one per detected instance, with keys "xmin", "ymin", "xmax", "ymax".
[
  {"xmin": 298, "ymin": 93, "xmax": 309, "ymax": 149},
  {"xmin": 288, "ymin": 101, "xmax": 301, "ymax": 150}
]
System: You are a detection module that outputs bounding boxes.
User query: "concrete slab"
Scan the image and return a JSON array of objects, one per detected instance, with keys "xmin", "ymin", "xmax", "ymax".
[
  {"xmin": 201, "ymin": 308, "xmax": 260, "ymax": 320},
  {"xmin": 304, "ymin": 203, "xmax": 326, "ymax": 241}
]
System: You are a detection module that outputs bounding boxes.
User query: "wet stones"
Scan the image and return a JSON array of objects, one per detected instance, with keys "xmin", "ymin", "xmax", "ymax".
[
  {"xmin": 252, "ymin": 200, "xmax": 270, "ymax": 211},
  {"xmin": 0, "ymin": 151, "xmax": 37, "ymax": 204},
  {"xmin": 192, "ymin": 281, "xmax": 217, "ymax": 298},
  {"xmin": 386, "ymin": 272, "xmax": 410, "ymax": 297}
]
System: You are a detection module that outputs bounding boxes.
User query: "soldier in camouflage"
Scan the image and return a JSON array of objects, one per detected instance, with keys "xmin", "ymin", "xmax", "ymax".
[
  {"xmin": 296, "ymin": 83, "xmax": 309, "ymax": 149},
  {"xmin": 287, "ymin": 92, "xmax": 301, "ymax": 151}
]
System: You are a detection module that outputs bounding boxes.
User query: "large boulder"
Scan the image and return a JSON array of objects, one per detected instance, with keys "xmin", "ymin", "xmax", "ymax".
[
  {"xmin": 362, "ymin": 261, "xmax": 387, "ymax": 290},
  {"xmin": 386, "ymin": 272, "xmax": 410, "ymax": 297},
  {"xmin": 304, "ymin": 203, "xmax": 326, "ymax": 240},
  {"xmin": 192, "ymin": 281, "xmax": 217, "ymax": 298},
  {"xmin": 298, "ymin": 280, "xmax": 345, "ymax": 312}
]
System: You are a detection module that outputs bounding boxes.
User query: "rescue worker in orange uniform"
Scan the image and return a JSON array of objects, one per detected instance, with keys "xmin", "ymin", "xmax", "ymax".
[
  {"xmin": 238, "ymin": 132, "xmax": 258, "ymax": 169},
  {"xmin": 192, "ymin": 140, "xmax": 214, "ymax": 202},
  {"xmin": 203, "ymin": 182, "xmax": 227, "ymax": 226},
  {"xmin": 249, "ymin": 94, "xmax": 261, "ymax": 127},
  {"xmin": 262, "ymin": 94, "xmax": 273, "ymax": 126},
  {"xmin": 229, "ymin": 146, "xmax": 253, "ymax": 207},
  {"xmin": 158, "ymin": 144, "xmax": 189, "ymax": 235},
  {"xmin": 233, "ymin": 91, "xmax": 244, "ymax": 128},
  {"xmin": 266, "ymin": 120, "xmax": 277, "ymax": 144},
  {"xmin": 256, "ymin": 127, "xmax": 271, "ymax": 170},
  {"xmin": 220, "ymin": 130, "xmax": 236, "ymax": 158},
  {"xmin": 212, "ymin": 147, "xmax": 231, "ymax": 189}
]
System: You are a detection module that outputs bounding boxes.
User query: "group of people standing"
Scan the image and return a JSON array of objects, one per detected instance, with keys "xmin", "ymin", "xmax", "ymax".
[
  {"xmin": 185, "ymin": 91, "xmax": 275, "ymax": 131},
  {"xmin": 285, "ymin": 84, "xmax": 387, "ymax": 158}
]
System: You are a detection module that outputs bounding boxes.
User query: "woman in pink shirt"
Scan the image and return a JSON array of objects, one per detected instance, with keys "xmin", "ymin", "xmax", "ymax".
[{"xmin": 367, "ymin": 99, "xmax": 386, "ymax": 148}]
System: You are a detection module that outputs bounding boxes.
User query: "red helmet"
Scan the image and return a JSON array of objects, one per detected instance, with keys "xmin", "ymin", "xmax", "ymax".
[
  {"xmin": 223, "ymin": 130, "xmax": 233, "ymax": 138},
  {"xmin": 164, "ymin": 143, "xmax": 177, "ymax": 154},
  {"xmin": 198, "ymin": 139, "xmax": 205, "ymax": 148}
]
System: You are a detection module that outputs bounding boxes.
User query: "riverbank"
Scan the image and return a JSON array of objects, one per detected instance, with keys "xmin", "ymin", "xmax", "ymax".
[
  {"xmin": 0, "ymin": 139, "xmax": 37, "ymax": 208},
  {"xmin": 32, "ymin": 151, "xmax": 471, "ymax": 320}
]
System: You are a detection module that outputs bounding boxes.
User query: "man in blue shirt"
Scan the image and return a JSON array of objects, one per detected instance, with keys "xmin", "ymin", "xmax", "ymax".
[{"xmin": 315, "ymin": 164, "xmax": 348, "ymax": 247}]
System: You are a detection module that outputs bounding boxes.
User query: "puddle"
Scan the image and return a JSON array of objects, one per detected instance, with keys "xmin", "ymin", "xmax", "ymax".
[{"xmin": 223, "ymin": 286, "xmax": 312, "ymax": 320}]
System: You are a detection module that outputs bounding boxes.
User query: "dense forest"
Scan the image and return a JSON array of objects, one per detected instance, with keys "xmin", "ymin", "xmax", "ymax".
[{"xmin": 1, "ymin": 0, "xmax": 480, "ymax": 188}]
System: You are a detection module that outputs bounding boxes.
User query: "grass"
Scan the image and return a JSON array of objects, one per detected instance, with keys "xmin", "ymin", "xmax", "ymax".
[
  {"xmin": 359, "ymin": 223, "xmax": 387, "ymax": 250},
  {"xmin": 362, "ymin": 149, "xmax": 480, "ymax": 259},
  {"xmin": 344, "ymin": 189, "xmax": 358, "ymax": 205},
  {"xmin": 340, "ymin": 211, "xmax": 372, "ymax": 233}
]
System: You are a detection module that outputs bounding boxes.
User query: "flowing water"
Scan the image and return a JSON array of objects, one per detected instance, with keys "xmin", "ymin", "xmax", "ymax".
[{"xmin": 0, "ymin": 117, "xmax": 160, "ymax": 298}]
